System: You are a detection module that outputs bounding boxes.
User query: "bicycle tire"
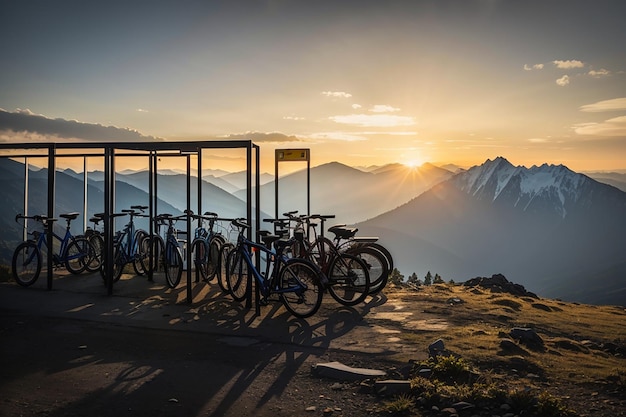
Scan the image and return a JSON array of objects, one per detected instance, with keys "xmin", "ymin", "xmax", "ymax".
[
  {"xmin": 100, "ymin": 242, "xmax": 124, "ymax": 283},
  {"xmin": 279, "ymin": 259, "xmax": 323, "ymax": 318},
  {"xmin": 65, "ymin": 237, "xmax": 92, "ymax": 274},
  {"xmin": 132, "ymin": 230, "xmax": 149, "ymax": 275},
  {"xmin": 217, "ymin": 242, "xmax": 234, "ymax": 294},
  {"xmin": 225, "ymin": 248, "xmax": 249, "ymax": 302},
  {"xmin": 12, "ymin": 241, "xmax": 42, "ymax": 286},
  {"xmin": 206, "ymin": 237, "xmax": 221, "ymax": 280},
  {"xmin": 85, "ymin": 233, "xmax": 104, "ymax": 272},
  {"xmin": 147, "ymin": 235, "xmax": 164, "ymax": 273},
  {"xmin": 192, "ymin": 238, "xmax": 209, "ymax": 281},
  {"xmin": 164, "ymin": 241, "xmax": 183, "ymax": 288},
  {"xmin": 346, "ymin": 245, "xmax": 389, "ymax": 295},
  {"xmin": 327, "ymin": 253, "xmax": 370, "ymax": 306}
]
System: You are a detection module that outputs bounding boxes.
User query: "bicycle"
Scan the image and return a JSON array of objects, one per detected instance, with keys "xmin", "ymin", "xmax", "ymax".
[
  {"xmin": 189, "ymin": 210, "xmax": 229, "ymax": 283},
  {"xmin": 225, "ymin": 218, "xmax": 323, "ymax": 318},
  {"xmin": 83, "ymin": 213, "xmax": 105, "ymax": 273},
  {"xmin": 276, "ymin": 212, "xmax": 371, "ymax": 306},
  {"xmin": 12, "ymin": 213, "xmax": 95, "ymax": 286},
  {"xmin": 99, "ymin": 205, "xmax": 151, "ymax": 283},
  {"xmin": 327, "ymin": 222, "xmax": 392, "ymax": 294},
  {"xmin": 148, "ymin": 213, "xmax": 185, "ymax": 288}
]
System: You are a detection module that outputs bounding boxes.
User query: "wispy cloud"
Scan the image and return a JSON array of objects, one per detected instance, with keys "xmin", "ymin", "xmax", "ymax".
[
  {"xmin": 553, "ymin": 59, "xmax": 585, "ymax": 69},
  {"xmin": 282, "ymin": 115, "xmax": 305, "ymax": 121},
  {"xmin": 223, "ymin": 131, "xmax": 303, "ymax": 142},
  {"xmin": 523, "ymin": 63, "xmax": 544, "ymax": 71},
  {"xmin": 556, "ymin": 75, "xmax": 570, "ymax": 86},
  {"xmin": 0, "ymin": 108, "xmax": 162, "ymax": 142},
  {"xmin": 369, "ymin": 104, "xmax": 400, "ymax": 113},
  {"xmin": 587, "ymin": 68, "xmax": 611, "ymax": 78},
  {"xmin": 136, "ymin": 108, "xmax": 149, "ymax": 113},
  {"xmin": 321, "ymin": 91, "xmax": 352, "ymax": 98},
  {"xmin": 329, "ymin": 114, "xmax": 416, "ymax": 127},
  {"xmin": 352, "ymin": 104, "xmax": 362, "ymax": 109},
  {"xmin": 308, "ymin": 132, "xmax": 367, "ymax": 142},
  {"xmin": 574, "ymin": 116, "xmax": 626, "ymax": 137},
  {"xmin": 580, "ymin": 98, "xmax": 626, "ymax": 112}
]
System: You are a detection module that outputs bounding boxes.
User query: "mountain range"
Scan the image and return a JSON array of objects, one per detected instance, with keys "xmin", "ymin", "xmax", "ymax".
[
  {"xmin": 356, "ymin": 157, "xmax": 626, "ymax": 305},
  {"xmin": 0, "ymin": 156, "xmax": 624, "ymax": 305}
]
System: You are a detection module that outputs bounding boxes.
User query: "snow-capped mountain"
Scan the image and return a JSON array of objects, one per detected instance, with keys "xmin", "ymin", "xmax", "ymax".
[
  {"xmin": 358, "ymin": 157, "xmax": 626, "ymax": 305},
  {"xmin": 454, "ymin": 156, "xmax": 589, "ymax": 218}
]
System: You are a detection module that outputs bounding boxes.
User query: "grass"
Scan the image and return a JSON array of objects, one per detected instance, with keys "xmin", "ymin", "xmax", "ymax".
[{"xmin": 377, "ymin": 283, "xmax": 625, "ymax": 416}]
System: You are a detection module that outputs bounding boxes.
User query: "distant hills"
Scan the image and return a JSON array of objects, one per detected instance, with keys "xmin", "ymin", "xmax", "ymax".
[{"xmin": 1, "ymin": 156, "xmax": 624, "ymax": 305}]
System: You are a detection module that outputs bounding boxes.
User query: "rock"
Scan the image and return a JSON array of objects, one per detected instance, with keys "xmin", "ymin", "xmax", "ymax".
[
  {"xmin": 463, "ymin": 273, "xmax": 538, "ymax": 298},
  {"xmin": 374, "ymin": 380, "xmax": 412, "ymax": 396},
  {"xmin": 499, "ymin": 338, "xmax": 529, "ymax": 356},
  {"xmin": 510, "ymin": 327, "xmax": 544, "ymax": 348},
  {"xmin": 312, "ymin": 362, "xmax": 386, "ymax": 381},
  {"xmin": 429, "ymin": 338, "xmax": 446, "ymax": 357},
  {"xmin": 452, "ymin": 401, "xmax": 475, "ymax": 411}
]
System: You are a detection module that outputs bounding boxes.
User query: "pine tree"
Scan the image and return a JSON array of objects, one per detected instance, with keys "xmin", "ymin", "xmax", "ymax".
[
  {"xmin": 434, "ymin": 273, "xmax": 444, "ymax": 284},
  {"xmin": 424, "ymin": 271, "xmax": 432, "ymax": 286},
  {"xmin": 389, "ymin": 268, "xmax": 404, "ymax": 286},
  {"xmin": 407, "ymin": 272, "xmax": 421, "ymax": 286}
]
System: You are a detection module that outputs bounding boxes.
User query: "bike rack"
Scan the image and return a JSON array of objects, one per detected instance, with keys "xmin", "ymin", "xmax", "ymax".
[{"xmin": 0, "ymin": 141, "xmax": 261, "ymax": 305}]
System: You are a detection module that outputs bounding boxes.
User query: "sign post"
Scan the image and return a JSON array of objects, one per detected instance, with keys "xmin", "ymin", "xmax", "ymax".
[{"xmin": 274, "ymin": 148, "xmax": 310, "ymax": 219}]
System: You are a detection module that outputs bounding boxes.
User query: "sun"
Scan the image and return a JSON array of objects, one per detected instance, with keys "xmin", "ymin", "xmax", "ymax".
[{"xmin": 403, "ymin": 160, "xmax": 420, "ymax": 169}]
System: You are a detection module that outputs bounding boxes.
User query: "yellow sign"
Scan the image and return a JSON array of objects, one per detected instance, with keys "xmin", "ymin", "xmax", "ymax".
[{"xmin": 276, "ymin": 148, "xmax": 309, "ymax": 161}]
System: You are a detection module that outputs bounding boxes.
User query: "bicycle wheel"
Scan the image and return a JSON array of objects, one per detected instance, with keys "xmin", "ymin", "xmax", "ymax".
[
  {"xmin": 346, "ymin": 245, "xmax": 389, "ymax": 295},
  {"xmin": 217, "ymin": 242, "xmax": 234, "ymax": 294},
  {"xmin": 327, "ymin": 253, "xmax": 370, "ymax": 306},
  {"xmin": 206, "ymin": 237, "xmax": 221, "ymax": 280},
  {"xmin": 85, "ymin": 233, "xmax": 104, "ymax": 273},
  {"xmin": 65, "ymin": 237, "xmax": 93, "ymax": 274},
  {"xmin": 192, "ymin": 238, "xmax": 209, "ymax": 281},
  {"xmin": 132, "ymin": 230, "xmax": 149, "ymax": 275},
  {"xmin": 279, "ymin": 259, "xmax": 323, "ymax": 318},
  {"xmin": 225, "ymin": 248, "xmax": 249, "ymax": 302},
  {"xmin": 164, "ymin": 240, "xmax": 183, "ymax": 288},
  {"xmin": 146, "ymin": 235, "xmax": 164, "ymax": 273},
  {"xmin": 12, "ymin": 241, "xmax": 42, "ymax": 286}
]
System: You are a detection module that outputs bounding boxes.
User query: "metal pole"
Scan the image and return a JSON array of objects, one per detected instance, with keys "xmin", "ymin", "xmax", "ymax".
[
  {"xmin": 47, "ymin": 145, "xmax": 56, "ymax": 290},
  {"xmin": 83, "ymin": 157, "xmax": 88, "ymax": 232},
  {"xmin": 23, "ymin": 158, "xmax": 29, "ymax": 242},
  {"xmin": 186, "ymin": 153, "xmax": 192, "ymax": 304}
]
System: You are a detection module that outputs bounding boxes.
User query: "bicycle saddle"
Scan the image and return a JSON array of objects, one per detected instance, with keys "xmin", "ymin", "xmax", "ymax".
[
  {"xmin": 60, "ymin": 212, "xmax": 79, "ymax": 220},
  {"xmin": 328, "ymin": 225, "xmax": 358, "ymax": 239}
]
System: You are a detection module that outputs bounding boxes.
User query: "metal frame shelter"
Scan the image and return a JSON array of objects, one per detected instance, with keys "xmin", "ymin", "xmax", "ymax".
[{"xmin": 0, "ymin": 140, "xmax": 260, "ymax": 304}]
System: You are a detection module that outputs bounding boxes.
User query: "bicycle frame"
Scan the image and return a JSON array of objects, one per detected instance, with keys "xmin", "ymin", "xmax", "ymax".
[
  {"xmin": 33, "ymin": 223, "xmax": 83, "ymax": 265},
  {"xmin": 235, "ymin": 227, "xmax": 307, "ymax": 298}
]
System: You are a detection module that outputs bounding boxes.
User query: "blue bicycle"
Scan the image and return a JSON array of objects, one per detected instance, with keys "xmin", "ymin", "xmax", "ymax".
[
  {"xmin": 99, "ymin": 206, "xmax": 151, "ymax": 283},
  {"xmin": 225, "ymin": 218, "xmax": 323, "ymax": 318},
  {"xmin": 12, "ymin": 213, "xmax": 95, "ymax": 286}
]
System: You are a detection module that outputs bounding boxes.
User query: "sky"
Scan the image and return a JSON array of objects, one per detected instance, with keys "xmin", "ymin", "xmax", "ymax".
[{"xmin": 1, "ymin": 0, "xmax": 626, "ymax": 173}]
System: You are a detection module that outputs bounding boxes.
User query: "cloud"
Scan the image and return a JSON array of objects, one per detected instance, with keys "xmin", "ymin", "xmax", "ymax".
[
  {"xmin": 580, "ymin": 98, "xmax": 626, "ymax": 112},
  {"xmin": 136, "ymin": 108, "xmax": 149, "ymax": 113},
  {"xmin": 329, "ymin": 114, "xmax": 416, "ymax": 127},
  {"xmin": 369, "ymin": 104, "xmax": 400, "ymax": 113},
  {"xmin": 282, "ymin": 115, "xmax": 305, "ymax": 121},
  {"xmin": 556, "ymin": 75, "xmax": 570, "ymax": 86},
  {"xmin": 352, "ymin": 104, "xmax": 362, "ymax": 109},
  {"xmin": 574, "ymin": 116, "xmax": 626, "ymax": 137},
  {"xmin": 321, "ymin": 91, "xmax": 352, "ymax": 98},
  {"xmin": 223, "ymin": 131, "xmax": 303, "ymax": 142},
  {"xmin": 523, "ymin": 63, "xmax": 544, "ymax": 71},
  {"xmin": 0, "ymin": 108, "xmax": 162, "ymax": 142},
  {"xmin": 308, "ymin": 132, "xmax": 367, "ymax": 142},
  {"xmin": 587, "ymin": 68, "xmax": 611, "ymax": 78},
  {"xmin": 553, "ymin": 59, "xmax": 584, "ymax": 69}
]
